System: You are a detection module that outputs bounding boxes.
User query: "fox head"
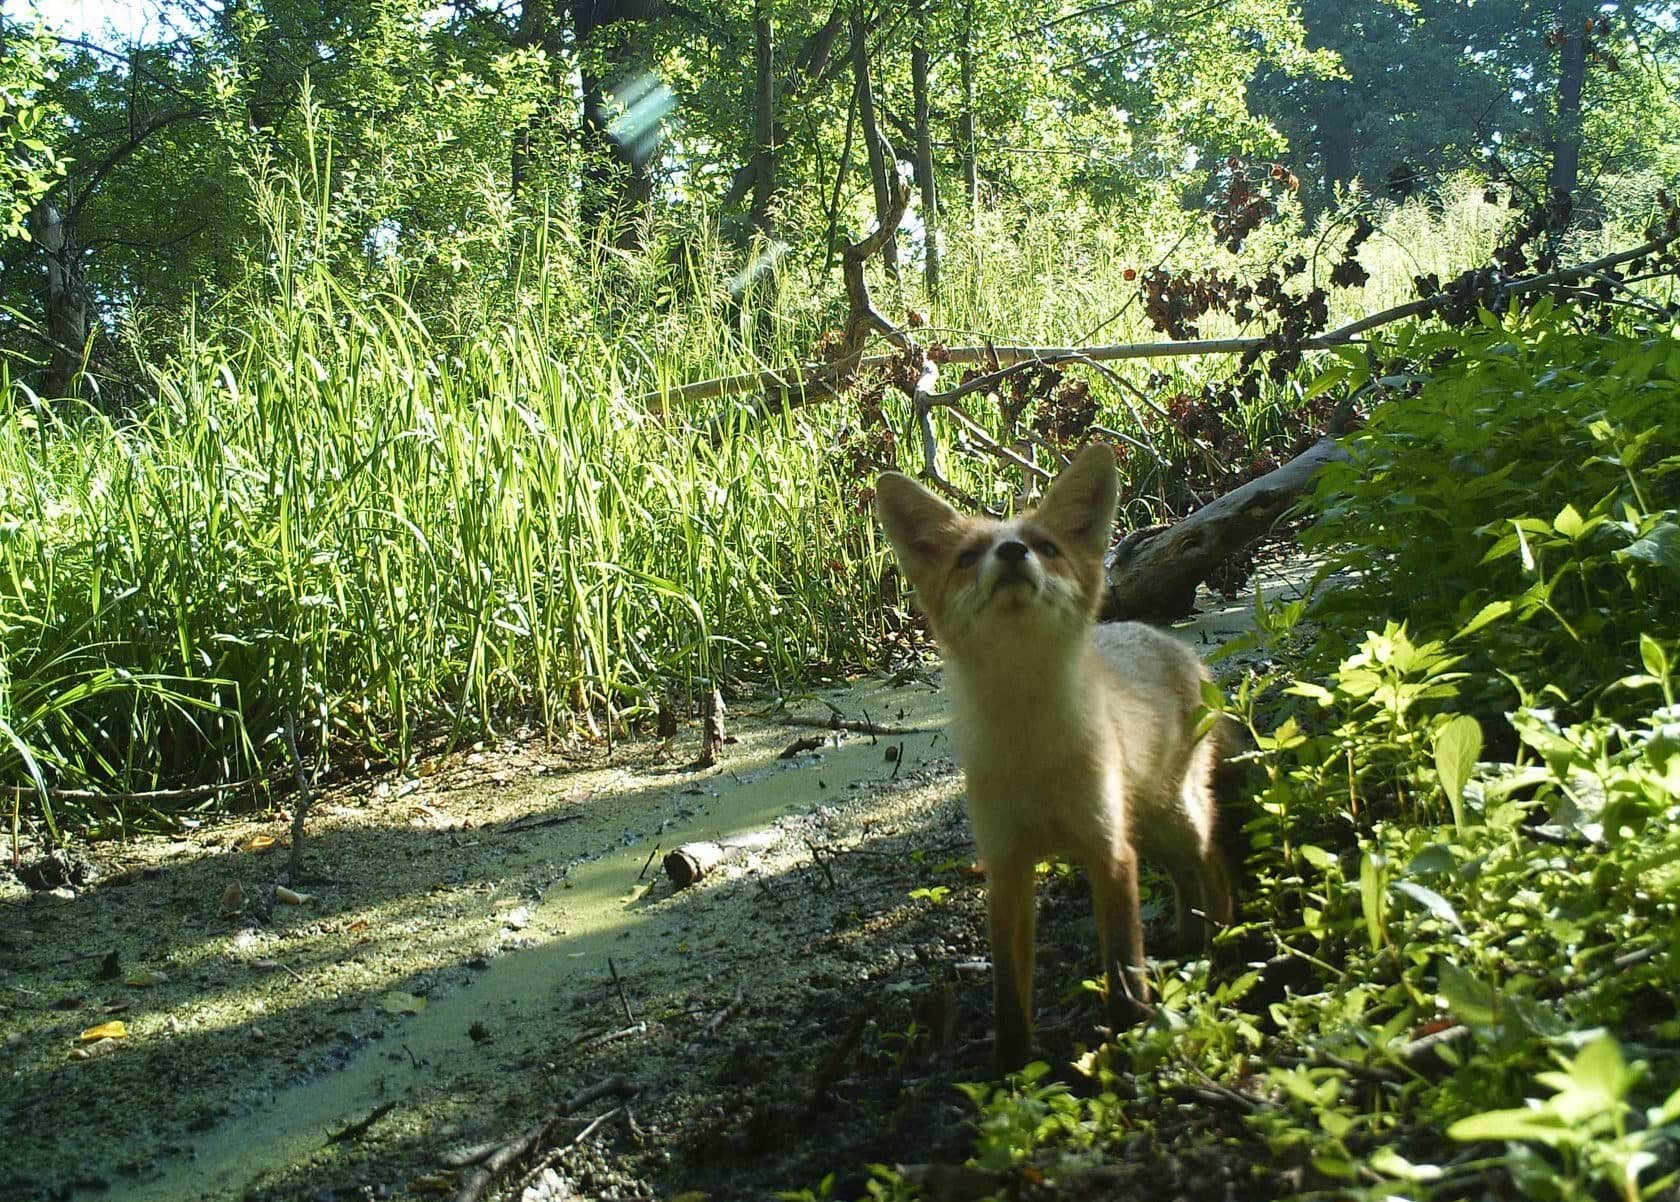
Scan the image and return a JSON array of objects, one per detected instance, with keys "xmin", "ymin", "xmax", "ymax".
[{"xmin": 874, "ymin": 444, "xmax": 1118, "ymax": 658}]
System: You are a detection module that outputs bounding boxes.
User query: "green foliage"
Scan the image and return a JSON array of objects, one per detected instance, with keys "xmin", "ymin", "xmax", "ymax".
[
  {"xmin": 0, "ymin": 150, "xmax": 897, "ymax": 812},
  {"xmin": 1301, "ymin": 309, "xmax": 1680, "ymax": 725},
  {"xmin": 869, "ymin": 307, "xmax": 1680, "ymax": 1202},
  {"xmin": 0, "ymin": 20, "xmax": 64, "ymax": 242}
]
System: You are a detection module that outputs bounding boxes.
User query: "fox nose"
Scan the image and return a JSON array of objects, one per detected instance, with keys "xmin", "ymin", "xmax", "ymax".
[{"xmin": 995, "ymin": 540, "xmax": 1029, "ymax": 564}]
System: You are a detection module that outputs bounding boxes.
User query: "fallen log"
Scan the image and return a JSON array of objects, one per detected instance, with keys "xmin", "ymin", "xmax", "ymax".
[
  {"xmin": 1102, "ymin": 436, "xmax": 1351, "ymax": 622},
  {"xmin": 662, "ymin": 828, "xmax": 781, "ymax": 889}
]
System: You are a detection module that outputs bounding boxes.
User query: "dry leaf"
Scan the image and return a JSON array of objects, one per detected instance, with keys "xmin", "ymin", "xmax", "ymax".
[
  {"xmin": 274, "ymin": 886, "xmax": 311, "ymax": 906},
  {"xmin": 345, "ymin": 919, "xmax": 369, "ymax": 933},
  {"xmin": 237, "ymin": 834, "xmax": 276, "ymax": 853},
  {"xmin": 221, "ymin": 882, "xmax": 246, "ymax": 911},
  {"xmin": 125, "ymin": 970, "xmax": 169, "ymax": 988},
  {"xmin": 382, "ymin": 991, "xmax": 427, "ymax": 1015},
  {"xmin": 411, "ymin": 1174, "xmax": 457, "ymax": 1195},
  {"xmin": 79, "ymin": 1020, "xmax": 128, "ymax": 1042}
]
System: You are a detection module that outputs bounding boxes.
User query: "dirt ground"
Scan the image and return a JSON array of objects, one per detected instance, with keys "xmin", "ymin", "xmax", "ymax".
[{"xmin": 1, "ymin": 568, "xmax": 1314, "ymax": 1202}]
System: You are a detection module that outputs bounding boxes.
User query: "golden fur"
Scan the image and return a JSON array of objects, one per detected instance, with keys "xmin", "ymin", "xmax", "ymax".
[{"xmin": 875, "ymin": 444, "xmax": 1233, "ymax": 1071}]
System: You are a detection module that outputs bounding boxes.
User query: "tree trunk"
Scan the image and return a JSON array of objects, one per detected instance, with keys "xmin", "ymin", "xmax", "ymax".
[
  {"xmin": 851, "ymin": 3, "xmax": 899, "ymax": 280},
  {"xmin": 750, "ymin": 7, "xmax": 776, "ymax": 240},
  {"xmin": 911, "ymin": 0, "xmax": 939, "ymax": 297},
  {"xmin": 574, "ymin": 0, "xmax": 668, "ymax": 249},
  {"xmin": 26, "ymin": 199, "xmax": 91, "ymax": 400},
  {"xmin": 1319, "ymin": 83, "xmax": 1356, "ymax": 200},
  {"xmin": 1548, "ymin": 2, "xmax": 1588, "ymax": 204},
  {"xmin": 960, "ymin": 0, "xmax": 978, "ymax": 227},
  {"xmin": 719, "ymin": 6, "xmax": 847, "ymax": 211}
]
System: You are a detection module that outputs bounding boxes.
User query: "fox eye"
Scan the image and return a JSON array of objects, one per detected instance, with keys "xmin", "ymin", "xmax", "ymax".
[
  {"xmin": 1036, "ymin": 539, "xmax": 1060, "ymax": 559},
  {"xmin": 956, "ymin": 548, "xmax": 981, "ymax": 569}
]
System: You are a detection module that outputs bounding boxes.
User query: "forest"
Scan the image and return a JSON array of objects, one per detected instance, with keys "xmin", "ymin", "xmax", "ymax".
[{"xmin": 3, "ymin": 0, "xmax": 1680, "ymax": 1198}]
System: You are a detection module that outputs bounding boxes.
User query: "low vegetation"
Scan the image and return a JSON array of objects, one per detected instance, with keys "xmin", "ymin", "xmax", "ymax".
[{"xmin": 817, "ymin": 307, "xmax": 1680, "ymax": 1201}]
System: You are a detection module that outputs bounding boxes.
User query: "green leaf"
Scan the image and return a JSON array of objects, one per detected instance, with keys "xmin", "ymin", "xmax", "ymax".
[
  {"xmin": 1447, "ymin": 1107, "xmax": 1566, "ymax": 1145},
  {"xmin": 1359, "ymin": 851, "xmax": 1386, "ymax": 953},
  {"xmin": 1640, "ymin": 633, "xmax": 1670, "ymax": 682},
  {"xmin": 1434, "ymin": 714, "xmax": 1481, "ymax": 832},
  {"xmin": 1301, "ymin": 367, "xmax": 1348, "ymax": 401},
  {"xmin": 1453, "ymin": 599, "xmax": 1512, "ymax": 640},
  {"xmin": 1368, "ymin": 1147, "xmax": 1443, "ymax": 1182},
  {"xmin": 1552, "ymin": 503, "xmax": 1583, "ymax": 539},
  {"xmin": 1392, "ymin": 880, "xmax": 1463, "ymax": 931},
  {"xmin": 1617, "ymin": 522, "xmax": 1680, "ymax": 574},
  {"xmin": 1437, "ymin": 960, "xmax": 1498, "ymax": 1028},
  {"xmin": 1299, "ymin": 844, "xmax": 1338, "ymax": 872}
]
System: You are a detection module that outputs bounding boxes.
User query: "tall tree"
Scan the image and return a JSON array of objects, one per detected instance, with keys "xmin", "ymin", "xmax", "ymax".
[{"xmin": 574, "ymin": 0, "xmax": 670, "ymax": 246}]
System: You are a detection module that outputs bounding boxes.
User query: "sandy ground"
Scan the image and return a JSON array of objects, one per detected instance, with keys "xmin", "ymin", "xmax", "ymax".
[{"xmin": 1, "ymin": 563, "xmax": 1320, "ymax": 1202}]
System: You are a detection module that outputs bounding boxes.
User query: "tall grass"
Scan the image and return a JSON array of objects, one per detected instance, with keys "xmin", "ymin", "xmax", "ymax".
[{"xmin": 0, "ymin": 162, "xmax": 1547, "ymax": 830}]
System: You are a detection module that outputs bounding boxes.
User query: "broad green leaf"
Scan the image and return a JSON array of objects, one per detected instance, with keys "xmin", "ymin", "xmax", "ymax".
[
  {"xmin": 1552, "ymin": 503, "xmax": 1583, "ymax": 539},
  {"xmin": 1434, "ymin": 714, "xmax": 1481, "ymax": 832},
  {"xmin": 1437, "ymin": 960, "xmax": 1498, "ymax": 1028},
  {"xmin": 1392, "ymin": 880, "xmax": 1463, "ymax": 931},
  {"xmin": 1359, "ymin": 851, "xmax": 1386, "ymax": 953},
  {"xmin": 1299, "ymin": 844, "xmax": 1337, "ymax": 872},
  {"xmin": 1453, "ymin": 599, "xmax": 1512, "ymax": 640},
  {"xmin": 1447, "ymin": 1107, "xmax": 1566, "ymax": 1145},
  {"xmin": 1640, "ymin": 633, "xmax": 1669, "ymax": 681},
  {"xmin": 1368, "ymin": 1147, "xmax": 1443, "ymax": 1182},
  {"xmin": 1617, "ymin": 522, "xmax": 1680, "ymax": 574}
]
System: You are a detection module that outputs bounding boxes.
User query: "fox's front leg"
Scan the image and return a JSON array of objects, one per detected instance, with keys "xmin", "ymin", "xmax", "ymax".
[
  {"xmin": 985, "ymin": 854, "xmax": 1037, "ymax": 1073},
  {"xmin": 1089, "ymin": 848, "xmax": 1150, "ymax": 1031}
]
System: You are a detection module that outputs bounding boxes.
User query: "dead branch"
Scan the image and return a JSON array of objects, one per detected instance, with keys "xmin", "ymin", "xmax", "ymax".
[
  {"xmin": 697, "ymin": 687, "xmax": 727, "ymax": 768},
  {"xmin": 283, "ymin": 710, "xmax": 311, "ymax": 881},
  {"xmin": 2, "ymin": 779, "xmax": 257, "ymax": 805},
  {"xmin": 640, "ymin": 225, "xmax": 1680, "ymax": 414},
  {"xmin": 326, "ymin": 1100, "xmax": 398, "ymax": 1145},
  {"xmin": 1102, "ymin": 437, "xmax": 1352, "ymax": 621},
  {"xmin": 449, "ymin": 1076, "xmax": 634, "ymax": 1202},
  {"xmin": 772, "ymin": 715, "xmax": 935, "ymax": 737}
]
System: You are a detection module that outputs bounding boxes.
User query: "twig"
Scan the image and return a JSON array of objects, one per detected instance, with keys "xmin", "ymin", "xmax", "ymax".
[
  {"xmin": 805, "ymin": 1007, "xmax": 873, "ymax": 1118},
  {"xmin": 283, "ymin": 711, "xmax": 311, "ymax": 882},
  {"xmin": 637, "ymin": 845, "xmax": 661, "ymax": 881},
  {"xmin": 448, "ymin": 1077, "xmax": 634, "ymax": 1202},
  {"xmin": 326, "ymin": 1100, "xmax": 397, "ymax": 1144},
  {"xmin": 694, "ymin": 988, "xmax": 745, "ymax": 1044},
  {"xmin": 579, "ymin": 1021, "xmax": 651, "ymax": 1048},
  {"xmin": 607, "ymin": 957, "xmax": 635, "ymax": 1024},
  {"xmin": 806, "ymin": 839, "xmax": 837, "ymax": 889},
  {"xmin": 774, "ymin": 715, "xmax": 934, "ymax": 736},
  {"xmin": 508, "ymin": 1106, "xmax": 626, "ymax": 1198},
  {"xmin": 1, "ymin": 779, "xmax": 257, "ymax": 805},
  {"xmin": 501, "ymin": 812, "xmax": 585, "ymax": 834}
]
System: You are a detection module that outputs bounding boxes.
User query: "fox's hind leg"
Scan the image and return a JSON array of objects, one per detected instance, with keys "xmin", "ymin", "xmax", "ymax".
[
  {"xmin": 985, "ymin": 854, "xmax": 1037, "ymax": 1073},
  {"xmin": 1088, "ymin": 847, "xmax": 1150, "ymax": 1031}
]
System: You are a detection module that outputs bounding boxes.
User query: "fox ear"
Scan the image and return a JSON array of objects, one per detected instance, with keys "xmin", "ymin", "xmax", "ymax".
[
  {"xmin": 1035, "ymin": 443, "xmax": 1117, "ymax": 557},
  {"xmin": 875, "ymin": 472, "xmax": 964, "ymax": 573}
]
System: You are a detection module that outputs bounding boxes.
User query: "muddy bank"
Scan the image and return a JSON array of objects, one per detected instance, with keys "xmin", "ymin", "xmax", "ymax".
[{"xmin": 1, "ymin": 563, "xmax": 1319, "ymax": 1201}]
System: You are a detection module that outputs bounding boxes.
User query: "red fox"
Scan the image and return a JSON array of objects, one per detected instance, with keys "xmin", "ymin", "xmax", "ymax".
[{"xmin": 875, "ymin": 443, "xmax": 1234, "ymax": 1072}]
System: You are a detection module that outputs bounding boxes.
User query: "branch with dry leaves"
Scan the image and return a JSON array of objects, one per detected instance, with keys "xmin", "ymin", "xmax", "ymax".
[{"xmin": 642, "ymin": 225, "xmax": 1679, "ymax": 418}]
